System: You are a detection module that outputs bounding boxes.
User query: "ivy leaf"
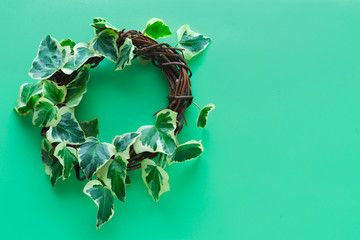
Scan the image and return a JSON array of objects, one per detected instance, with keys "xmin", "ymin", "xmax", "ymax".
[
  {"xmin": 46, "ymin": 107, "xmax": 86, "ymax": 144},
  {"xmin": 197, "ymin": 103, "xmax": 215, "ymax": 128},
  {"xmin": 133, "ymin": 109, "xmax": 177, "ymax": 155},
  {"xmin": 92, "ymin": 17, "xmax": 118, "ymax": 35},
  {"xmin": 29, "ymin": 35, "xmax": 71, "ymax": 79},
  {"xmin": 177, "ymin": 25, "xmax": 211, "ymax": 60},
  {"xmin": 141, "ymin": 159, "xmax": 170, "ymax": 202},
  {"xmin": 97, "ymin": 153, "xmax": 128, "ymax": 202},
  {"xmin": 89, "ymin": 29, "xmax": 119, "ymax": 62},
  {"xmin": 41, "ymin": 138, "xmax": 63, "ymax": 186},
  {"xmin": 74, "ymin": 42, "xmax": 98, "ymax": 69},
  {"xmin": 60, "ymin": 38, "xmax": 76, "ymax": 53},
  {"xmin": 167, "ymin": 140, "xmax": 203, "ymax": 165},
  {"xmin": 32, "ymin": 97, "xmax": 61, "ymax": 127},
  {"xmin": 143, "ymin": 18, "xmax": 172, "ymax": 40},
  {"xmin": 42, "ymin": 80, "xmax": 67, "ymax": 103},
  {"xmin": 65, "ymin": 64, "xmax": 90, "ymax": 107},
  {"xmin": 15, "ymin": 81, "xmax": 42, "ymax": 115},
  {"xmin": 61, "ymin": 55, "xmax": 77, "ymax": 75},
  {"xmin": 112, "ymin": 132, "xmax": 140, "ymax": 159},
  {"xmin": 115, "ymin": 38, "xmax": 135, "ymax": 71},
  {"xmin": 83, "ymin": 180, "xmax": 114, "ymax": 229},
  {"xmin": 79, "ymin": 117, "xmax": 99, "ymax": 138},
  {"xmin": 78, "ymin": 137, "xmax": 115, "ymax": 178},
  {"xmin": 54, "ymin": 142, "xmax": 78, "ymax": 179}
]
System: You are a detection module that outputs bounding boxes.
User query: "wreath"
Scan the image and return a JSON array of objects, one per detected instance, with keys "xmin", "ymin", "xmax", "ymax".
[{"xmin": 15, "ymin": 17, "xmax": 215, "ymax": 229}]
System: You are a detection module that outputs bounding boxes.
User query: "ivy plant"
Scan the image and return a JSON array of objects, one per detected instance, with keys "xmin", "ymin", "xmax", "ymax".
[{"xmin": 15, "ymin": 17, "xmax": 215, "ymax": 229}]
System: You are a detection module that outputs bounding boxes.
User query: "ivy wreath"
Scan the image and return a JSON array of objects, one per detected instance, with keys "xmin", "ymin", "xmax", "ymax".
[{"xmin": 15, "ymin": 17, "xmax": 215, "ymax": 229}]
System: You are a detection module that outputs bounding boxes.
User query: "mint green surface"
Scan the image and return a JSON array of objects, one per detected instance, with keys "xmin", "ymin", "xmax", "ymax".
[{"xmin": 2, "ymin": 0, "xmax": 360, "ymax": 239}]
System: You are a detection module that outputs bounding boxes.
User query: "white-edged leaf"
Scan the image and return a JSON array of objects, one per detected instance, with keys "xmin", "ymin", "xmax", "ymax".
[
  {"xmin": 83, "ymin": 180, "xmax": 114, "ymax": 229},
  {"xmin": 78, "ymin": 137, "xmax": 116, "ymax": 178},
  {"xmin": 42, "ymin": 80, "xmax": 66, "ymax": 103},
  {"xmin": 115, "ymin": 38, "xmax": 135, "ymax": 71},
  {"xmin": 79, "ymin": 117, "xmax": 99, "ymax": 138},
  {"xmin": 112, "ymin": 132, "xmax": 140, "ymax": 159},
  {"xmin": 133, "ymin": 109, "xmax": 177, "ymax": 155},
  {"xmin": 74, "ymin": 42, "xmax": 98, "ymax": 69},
  {"xmin": 97, "ymin": 153, "xmax": 128, "ymax": 202},
  {"xmin": 65, "ymin": 64, "xmax": 90, "ymax": 107},
  {"xmin": 141, "ymin": 159, "xmax": 170, "ymax": 202},
  {"xmin": 32, "ymin": 97, "xmax": 61, "ymax": 127},
  {"xmin": 177, "ymin": 25, "xmax": 211, "ymax": 60},
  {"xmin": 41, "ymin": 138, "xmax": 63, "ymax": 186},
  {"xmin": 167, "ymin": 140, "xmax": 203, "ymax": 165},
  {"xmin": 15, "ymin": 81, "xmax": 42, "ymax": 115},
  {"xmin": 29, "ymin": 35, "xmax": 71, "ymax": 79},
  {"xmin": 46, "ymin": 107, "xmax": 86, "ymax": 144},
  {"xmin": 92, "ymin": 17, "xmax": 118, "ymax": 35},
  {"xmin": 89, "ymin": 29, "xmax": 118, "ymax": 62},
  {"xmin": 197, "ymin": 103, "xmax": 215, "ymax": 128},
  {"xmin": 143, "ymin": 18, "xmax": 172, "ymax": 40},
  {"xmin": 54, "ymin": 142, "xmax": 78, "ymax": 179}
]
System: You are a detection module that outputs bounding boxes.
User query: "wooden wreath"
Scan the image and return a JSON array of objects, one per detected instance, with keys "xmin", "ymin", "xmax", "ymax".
[{"xmin": 14, "ymin": 17, "xmax": 215, "ymax": 229}]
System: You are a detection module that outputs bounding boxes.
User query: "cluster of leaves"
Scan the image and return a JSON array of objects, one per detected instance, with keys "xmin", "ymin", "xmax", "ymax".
[{"xmin": 15, "ymin": 17, "xmax": 215, "ymax": 229}]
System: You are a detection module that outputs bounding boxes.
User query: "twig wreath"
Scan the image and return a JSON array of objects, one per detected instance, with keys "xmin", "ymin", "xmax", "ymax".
[{"xmin": 15, "ymin": 17, "xmax": 215, "ymax": 229}]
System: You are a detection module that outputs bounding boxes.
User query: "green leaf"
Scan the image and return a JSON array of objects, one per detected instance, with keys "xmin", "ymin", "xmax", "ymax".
[
  {"xmin": 92, "ymin": 17, "xmax": 118, "ymax": 35},
  {"xmin": 83, "ymin": 180, "xmax": 114, "ymax": 229},
  {"xmin": 133, "ymin": 109, "xmax": 177, "ymax": 155},
  {"xmin": 46, "ymin": 107, "xmax": 86, "ymax": 144},
  {"xmin": 112, "ymin": 132, "xmax": 140, "ymax": 159},
  {"xmin": 15, "ymin": 81, "xmax": 42, "ymax": 115},
  {"xmin": 32, "ymin": 97, "xmax": 61, "ymax": 127},
  {"xmin": 167, "ymin": 140, "xmax": 203, "ymax": 165},
  {"xmin": 197, "ymin": 103, "xmax": 215, "ymax": 128},
  {"xmin": 61, "ymin": 55, "xmax": 77, "ymax": 75},
  {"xmin": 97, "ymin": 153, "xmax": 128, "ymax": 202},
  {"xmin": 73, "ymin": 42, "xmax": 98, "ymax": 69},
  {"xmin": 60, "ymin": 38, "xmax": 76, "ymax": 52},
  {"xmin": 143, "ymin": 18, "xmax": 172, "ymax": 40},
  {"xmin": 54, "ymin": 142, "xmax": 78, "ymax": 179},
  {"xmin": 115, "ymin": 38, "xmax": 135, "ymax": 71},
  {"xmin": 141, "ymin": 159, "xmax": 170, "ymax": 202},
  {"xmin": 177, "ymin": 25, "xmax": 211, "ymax": 60},
  {"xmin": 42, "ymin": 80, "xmax": 67, "ymax": 103},
  {"xmin": 89, "ymin": 29, "xmax": 119, "ymax": 62},
  {"xmin": 41, "ymin": 138, "xmax": 63, "ymax": 186},
  {"xmin": 65, "ymin": 64, "xmax": 90, "ymax": 107},
  {"xmin": 79, "ymin": 117, "xmax": 99, "ymax": 138},
  {"xmin": 78, "ymin": 137, "xmax": 115, "ymax": 178},
  {"xmin": 29, "ymin": 35, "xmax": 71, "ymax": 79}
]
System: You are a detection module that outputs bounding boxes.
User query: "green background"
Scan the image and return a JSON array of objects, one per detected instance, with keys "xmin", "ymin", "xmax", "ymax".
[{"xmin": 1, "ymin": 0, "xmax": 360, "ymax": 239}]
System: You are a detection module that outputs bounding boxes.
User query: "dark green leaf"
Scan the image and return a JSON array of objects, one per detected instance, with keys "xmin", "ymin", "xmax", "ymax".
[
  {"xmin": 167, "ymin": 140, "xmax": 203, "ymax": 164},
  {"xmin": 197, "ymin": 103, "xmax": 215, "ymax": 128},
  {"xmin": 177, "ymin": 25, "xmax": 211, "ymax": 60},
  {"xmin": 79, "ymin": 117, "xmax": 99, "ymax": 138}
]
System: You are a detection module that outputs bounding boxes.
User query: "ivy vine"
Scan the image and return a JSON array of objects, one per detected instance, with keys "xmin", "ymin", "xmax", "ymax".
[{"xmin": 15, "ymin": 17, "xmax": 214, "ymax": 229}]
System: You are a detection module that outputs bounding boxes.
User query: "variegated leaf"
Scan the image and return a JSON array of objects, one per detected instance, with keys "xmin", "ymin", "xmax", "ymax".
[
  {"xmin": 112, "ymin": 132, "xmax": 140, "ymax": 159},
  {"xmin": 83, "ymin": 180, "xmax": 114, "ymax": 229},
  {"xmin": 89, "ymin": 29, "xmax": 118, "ymax": 62},
  {"xmin": 167, "ymin": 140, "xmax": 203, "ymax": 165},
  {"xmin": 197, "ymin": 103, "xmax": 215, "ymax": 128},
  {"xmin": 15, "ymin": 81, "xmax": 42, "ymax": 115},
  {"xmin": 92, "ymin": 17, "xmax": 118, "ymax": 34},
  {"xmin": 115, "ymin": 38, "xmax": 135, "ymax": 71},
  {"xmin": 54, "ymin": 142, "xmax": 78, "ymax": 179},
  {"xmin": 78, "ymin": 137, "xmax": 115, "ymax": 178},
  {"xmin": 79, "ymin": 117, "xmax": 99, "ymax": 138},
  {"xmin": 177, "ymin": 25, "xmax": 211, "ymax": 60},
  {"xmin": 42, "ymin": 80, "xmax": 66, "ymax": 103},
  {"xmin": 29, "ymin": 35, "xmax": 71, "ymax": 79},
  {"xmin": 41, "ymin": 138, "xmax": 63, "ymax": 186},
  {"xmin": 46, "ymin": 107, "xmax": 86, "ymax": 144},
  {"xmin": 74, "ymin": 42, "xmax": 98, "ymax": 69},
  {"xmin": 141, "ymin": 159, "xmax": 170, "ymax": 202},
  {"xmin": 97, "ymin": 153, "xmax": 128, "ymax": 202},
  {"xmin": 143, "ymin": 18, "xmax": 172, "ymax": 40},
  {"xmin": 133, "ymin": 109, "xmax": 177, "ymax": 155},
  {"xmin": 65, "ymin": 64, "xmax": 90, "ymax": 107},
  {"xmin": 32, "ymin": 97, "xmax": 61, "ymax": 127}
]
